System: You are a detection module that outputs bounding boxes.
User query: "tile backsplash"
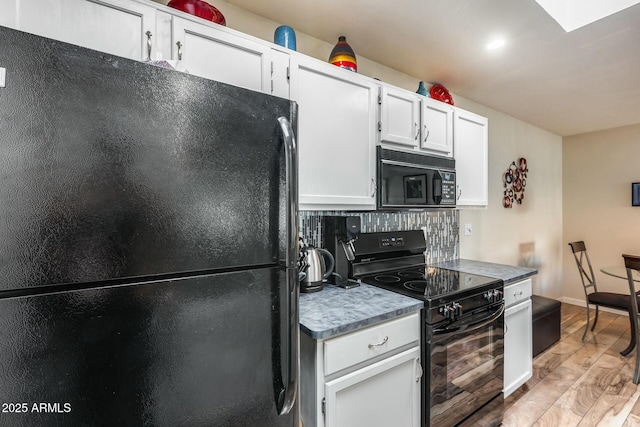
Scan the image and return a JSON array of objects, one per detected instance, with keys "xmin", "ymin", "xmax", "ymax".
[{"xmin": 300, "ymin": 210, "xmax": 459, "ymax": 264}]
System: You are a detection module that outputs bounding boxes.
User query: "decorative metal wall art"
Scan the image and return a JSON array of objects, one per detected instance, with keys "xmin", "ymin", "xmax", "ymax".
[{"xmin": 503, "ymin": 158, "xmax": 528, "ymax": 208}]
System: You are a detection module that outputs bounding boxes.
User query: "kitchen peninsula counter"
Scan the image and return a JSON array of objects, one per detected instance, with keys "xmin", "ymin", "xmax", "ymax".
[{"xmin": 299, "ymin": 283, "xmax": 423, "ymax": 340}]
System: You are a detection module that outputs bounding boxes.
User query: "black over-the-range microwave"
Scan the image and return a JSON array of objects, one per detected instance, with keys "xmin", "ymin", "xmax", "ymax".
[{"xmin": 377, "ymin": 147, "xmax": 456, "ymax": 209}]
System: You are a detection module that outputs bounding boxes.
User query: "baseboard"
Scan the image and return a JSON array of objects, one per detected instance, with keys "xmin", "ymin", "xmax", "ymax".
[{"xmin": 560, "ymin": 297, "xmax": 628, "ymax": 316}]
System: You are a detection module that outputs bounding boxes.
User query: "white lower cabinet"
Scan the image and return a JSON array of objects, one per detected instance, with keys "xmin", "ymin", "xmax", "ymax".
[
  {"xmin": 503, "ymin": 279, "xmax": 533, "ymax": 398},
  {"xmin": 324, "ymin": 347, "xmax": 421, "ymax": 427},
  {"xmin": 301, "ymin": 312, "xmax": 421, "ymax": 427}
]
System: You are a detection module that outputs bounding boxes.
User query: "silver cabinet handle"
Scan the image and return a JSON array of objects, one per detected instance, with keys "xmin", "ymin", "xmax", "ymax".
[
  {"xmin": 414, "ymin": 122, "xmax": 419, "ymax": 140},
  {"xmin": 457, "ymin": 185, "xmax": 462, "ymax": 200},
  {"xmin": 145, "ymin": 31, "xmax": 152, "ymax": 61},
  {"xmin": 514, "ymin": 290, "xmax": 523, "ymax": 297},
  {"xmin": 415, "ymin": 358, "xmax": 423, "ymax": 383},
  {"xmin": 368, "ymin": 336, "xmax": 389, "ymax": 348},
  {"xmin": 176, "ymin": 41, "xmax": 183, "ymax": 60},
  {"xmin": 276, "ymin": 116, "xmax": 299, "ymax": 416},
  {"xmin": 423, "ymin": 124, "xmax": 430, "ymax": 141},
  {"xmin": 370, "ymin": 178, "xmax": 377, "ymax": 198}
]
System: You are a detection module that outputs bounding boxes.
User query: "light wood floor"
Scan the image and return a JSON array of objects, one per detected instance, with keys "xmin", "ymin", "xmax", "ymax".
[{"xmin": 503, "ymin": 303, "xmax": 640, "ymax": 427}]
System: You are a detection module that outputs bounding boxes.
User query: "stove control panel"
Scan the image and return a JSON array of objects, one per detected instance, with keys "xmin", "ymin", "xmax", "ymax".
[
  {"xmin": 440, "ymin": 302, "xmax": 463, "ymax": 320},
  {"xmin": 483, "ymin": 289, "xmax": 503, "ymax": 304},
  {"xmin": 379, "ymin": 236, "xmax": 405, "ymax": 248}
]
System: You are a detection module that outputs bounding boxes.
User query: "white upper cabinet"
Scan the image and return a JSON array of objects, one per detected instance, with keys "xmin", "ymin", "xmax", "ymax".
[
  {"xmin": 378, "ymin": 84, "xmax": 453, "ymax": 157},
  {"xmin": 290, "ymin": 56, "xmax": 378, "ymax": 211},
  {"xmin": 421, "ymin": 97, "xmax": 454, "ymax": 157},
  {"xmin": 378, "ymin": 85, "xmax": 421, "ymax": 149},
  {"xmin": 171, "ymin": 16, "xmax": 274, "ymax": 95},
  {"xmin": 15, "ymin": 0, "xmax": 158, "ymax": 61},
  {"xmin": 454, "ymin": 108, "xmax": 489, "ymax": 206},
  {"xmin": 1, "ymin": 2, "xmax": 17, "ymax": 28},
  {"xmin": 10, "ymin": 0, "xmax": 289, "ymax": 98}
]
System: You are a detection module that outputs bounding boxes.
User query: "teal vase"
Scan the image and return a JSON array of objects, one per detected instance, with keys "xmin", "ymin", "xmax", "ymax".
[{"xmin": 416, "ymin": 81, "xmax": 429, "ymax": 96}]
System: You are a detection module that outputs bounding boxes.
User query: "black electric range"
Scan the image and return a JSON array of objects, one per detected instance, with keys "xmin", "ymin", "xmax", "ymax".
[
  {"xmin": 348, "ymin": 230, "xmax": 504, "ymax": 324},
  {"xmin": 344, "ymin": 229, "xmax": 505, "ymax": 427}
]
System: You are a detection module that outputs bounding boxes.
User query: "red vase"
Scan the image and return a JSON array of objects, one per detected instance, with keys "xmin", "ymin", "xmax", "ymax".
[
  {"xmin": 329, "ymin": 36, "xmax": 357, "ymax": 72},
  {"xmin": 167, "ymin": 0, "xmax": 226, "ymax": 26}
]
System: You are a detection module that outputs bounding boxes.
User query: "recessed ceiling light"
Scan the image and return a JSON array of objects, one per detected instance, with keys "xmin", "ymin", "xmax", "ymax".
[{"xmin": 486, "ymin": 39, "xmax": 506, "ymax": 50}]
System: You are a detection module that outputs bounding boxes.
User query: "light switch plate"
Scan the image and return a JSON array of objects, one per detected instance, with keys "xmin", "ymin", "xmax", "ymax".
[{"xmin": 464, "ymin": 223, "xmax": 472, "ymax": 236}]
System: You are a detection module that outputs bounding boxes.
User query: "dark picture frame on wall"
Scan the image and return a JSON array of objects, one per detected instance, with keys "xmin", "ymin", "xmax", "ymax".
[{"xmin": 633, "ymin": 183, "xmax": 640, "ymax": 206}]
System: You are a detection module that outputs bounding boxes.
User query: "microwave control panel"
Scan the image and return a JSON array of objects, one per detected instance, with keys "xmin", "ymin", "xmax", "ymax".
[{"xmin": 441, "ymin": 172, "xmax": 456, "ymax": 205}]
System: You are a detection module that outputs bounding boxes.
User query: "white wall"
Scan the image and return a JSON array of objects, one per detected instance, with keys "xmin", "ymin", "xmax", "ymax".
[
  {"xmin": 563, "ymin": 124, "xmax": 640, "ymax": 302},
  {"xmin": 153, "ymin": 0, "xmax": 565, "ymax": 297}
]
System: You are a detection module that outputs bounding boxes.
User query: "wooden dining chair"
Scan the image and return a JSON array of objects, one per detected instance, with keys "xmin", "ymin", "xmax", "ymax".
[
  {"xmin": 569, "ymin": 241, "xmax": 635, "ymax": 354},
  {"xmin": 623, "ymin": 254, "xmax": 640, "ymax": 384}
]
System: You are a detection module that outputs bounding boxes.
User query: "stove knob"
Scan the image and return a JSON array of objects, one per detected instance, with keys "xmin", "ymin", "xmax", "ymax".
[
  {"xmin": 484, "ymin": 291, "xmax": 494, "ymax": 302},
  {"xmin": 440, "ymin": 304, "xmax": 456, "ymax": 320},
  {"xmin": 493, "ymin": 289, "xmax": 503, "ymax": 303},
  {"xmin": 453, "ymin": 302, "xmax": 463, "ymax": 317}
]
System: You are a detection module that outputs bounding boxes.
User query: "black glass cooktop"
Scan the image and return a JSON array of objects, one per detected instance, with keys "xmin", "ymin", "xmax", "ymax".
[{"xmin": 358, "ymin": 265, "xmax": 502, "ymax": 303}]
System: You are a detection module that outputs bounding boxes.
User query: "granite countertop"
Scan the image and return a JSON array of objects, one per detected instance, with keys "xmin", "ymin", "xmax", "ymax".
[
  {"xmin": 433, "ymin": 258, "xmax": 538, "ymax": 285},
  {"xmin": 299, "ymin": 283, "xmax": 423, "ymax": 340}
]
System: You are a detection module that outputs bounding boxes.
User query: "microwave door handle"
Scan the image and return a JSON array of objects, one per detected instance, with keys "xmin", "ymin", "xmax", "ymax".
[{"xmin": 433, "ymin": 172, "xmax": 443, "ymax": 204}]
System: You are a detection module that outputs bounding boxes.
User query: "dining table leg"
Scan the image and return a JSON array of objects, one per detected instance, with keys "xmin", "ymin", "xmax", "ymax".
[{"xmin": 621, "ymin": 309, "xmax": 637, "ymax": 357}]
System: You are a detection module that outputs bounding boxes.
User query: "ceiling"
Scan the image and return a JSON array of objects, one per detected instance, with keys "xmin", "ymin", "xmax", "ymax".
[{"xmin": 221, "ymin": 0, "xmax": 640, "ymax": 137}]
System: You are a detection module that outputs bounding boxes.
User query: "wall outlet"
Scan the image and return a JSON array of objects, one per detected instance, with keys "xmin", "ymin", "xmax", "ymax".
[{"xmin": 464, "ymin": 223, "xmax": 472, "ymax": 236}]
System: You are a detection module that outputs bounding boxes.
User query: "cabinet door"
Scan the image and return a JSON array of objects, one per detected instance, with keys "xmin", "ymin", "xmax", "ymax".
[
  {"xmin": 171, "ymin": 16, "xmax": 271, "ymax": 94},
  {"xmin": 270, "ymin": 48, "xmax": 291, "ymax": 99},
  {"xmin": 420, "ymin": 98, "xmax": 453, "ymax": 156},
  {"xmin": 454, "ymin": 108, "xmax": 489, "ymax": 206},
  {"xmin": 325, "ymin": 347, "xmax": 421, "ymax": 427},
  {"xmin": 290, "ymin": 57, "xmax": 378, "ymax": 211},
  {"xmin": 379, "ymin": 86, "xmax": 420, "ymax": 149},
  {"xmin": 16, "ymin": 0, "xmax": 157, "ymax": 61},
  {"xmin": 504, "ymin": 299, "xmax": 533, "ymax": 397},
  {"xmin": 1, "ymin": 2, "xmax": 16, "ymax": 28}
]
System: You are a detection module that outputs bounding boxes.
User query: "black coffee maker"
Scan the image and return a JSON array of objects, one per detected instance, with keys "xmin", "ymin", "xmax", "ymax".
[{"xmin": 322, "ymin": 216, "xmax": 361, "ymax": 288}]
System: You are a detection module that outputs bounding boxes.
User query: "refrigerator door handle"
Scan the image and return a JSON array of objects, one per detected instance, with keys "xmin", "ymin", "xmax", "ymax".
[{"xmin": 277, "ymin": 116, "xmax": 299, "ymax": 416}]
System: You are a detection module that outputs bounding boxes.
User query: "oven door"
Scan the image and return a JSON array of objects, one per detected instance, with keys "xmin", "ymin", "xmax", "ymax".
[{"xmin": 427, "ymin": 303, "xmax": 504, "ymax": 427}]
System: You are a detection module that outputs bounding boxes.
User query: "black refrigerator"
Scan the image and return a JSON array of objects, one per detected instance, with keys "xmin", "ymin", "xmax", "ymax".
[{"xmin": 0, "ymin": 26, "xmax": 299, "ymax": 427}]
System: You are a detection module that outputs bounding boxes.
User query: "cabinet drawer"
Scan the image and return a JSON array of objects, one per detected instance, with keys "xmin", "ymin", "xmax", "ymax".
[
  {"xmin": 504, "ymin": 278, "xmax": 532, "ymax": 308},
  {"xmin": 324, "ymin": 312, "xmax": 420, "ymax": 376}
]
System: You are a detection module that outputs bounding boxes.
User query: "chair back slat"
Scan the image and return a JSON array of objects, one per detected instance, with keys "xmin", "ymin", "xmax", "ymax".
[
  {"xmin": 568, "ymin": 241, "xmax": 598, "ymax": 294},
  {"xmin": 623, "ymin": 254, "xmax": 640, "ymax": 271},
  {"xmin": 569, "ymin": 241, "xmax": 587, "ymax": 253}
]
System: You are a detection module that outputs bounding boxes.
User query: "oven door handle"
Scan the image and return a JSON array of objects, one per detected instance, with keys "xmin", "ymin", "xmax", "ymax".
[{"xmin": 433, "ymin": 303, "xmax": 504, "ymax": 338}]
